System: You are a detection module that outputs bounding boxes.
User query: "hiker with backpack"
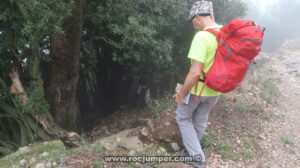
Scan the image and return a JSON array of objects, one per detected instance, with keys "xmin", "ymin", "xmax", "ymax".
[{"xmin": 173, "ymin": 1, "xmax": 264, "ymax": 167}]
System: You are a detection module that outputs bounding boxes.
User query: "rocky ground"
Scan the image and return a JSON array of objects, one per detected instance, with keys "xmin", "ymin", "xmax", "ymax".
[
  {"xmin": 251, "ymin": 39, "xmax": 300, "ymax": 168},
  {"xmin": 1, "ymin": 38, "xmax": 300, "ymax": 168}
]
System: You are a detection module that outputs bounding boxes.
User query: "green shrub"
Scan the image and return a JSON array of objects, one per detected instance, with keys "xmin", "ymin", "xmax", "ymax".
[
  {"xmin": 201, "ymin": 133, "xmax": 218, "ymax": 150},
  {"xmin": 147, "ymin": 93, "xmax": 176, "ymax": 116},
  {"xmin": 280, "ymin": 137, "xmax": 294, "ymax": 146},
  {"xmin": 238, "ymin": 149, "xmax": 254, "ymax": 160},
  {"xmin": 260, "ymin": 78, "xmax": 280, "ymax": 104},
  {"xmin": 92, "ymin": 161, "xmax": 104, "ymax": 167},
  {"xmin": 234, "ymin": 100, "xmax": 248, "ymax": 114},
  {"xmin": 0, "ymin": 82, "xmax": 51, "ymax": 157}
]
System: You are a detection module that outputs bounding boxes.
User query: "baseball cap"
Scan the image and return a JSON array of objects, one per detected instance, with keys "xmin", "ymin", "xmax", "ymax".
[{"xmin": 189, "ymin": 1, "xmax": 215, "ymax": 21}]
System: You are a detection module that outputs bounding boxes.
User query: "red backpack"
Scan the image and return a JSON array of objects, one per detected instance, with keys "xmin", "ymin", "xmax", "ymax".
[{"xmin": 198, "ymin": 18, "xmax": 265, "ymax": 96}]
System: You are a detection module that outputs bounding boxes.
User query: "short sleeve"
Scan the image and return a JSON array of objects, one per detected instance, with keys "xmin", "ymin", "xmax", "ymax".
[{"xmin": 187, "ymin": 32, "xmax": 209, "ymax": 63}]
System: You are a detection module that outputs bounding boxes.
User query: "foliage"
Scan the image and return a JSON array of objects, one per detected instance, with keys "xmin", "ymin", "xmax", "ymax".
[
  {"xmin": 280, "ymin": 137, "xmax": 294, "ymax": 146},
  {"xmin": 211, "ymin": 0, "xmax": 247, "ymax": 24},
  {"xmin": 84, "ymin": 0, "xmax": 191, "ymax": 86},
  {"xmin": 0, "ymin": 92, "xmax": 50, "ymax": 157},
  {"xmin": 260, "ymin": 77, "xmax": 280, "ymax": 104},
  {"xmin": 0, "ymin": 0, "xmax": 73, "ymax": 77},
  {"xmin": 92, "ymin": 161, "xmax": 105, "ymax": 167},
  {"xmin": 201, "ymin": 133, "xmax": 218, "ymax": 150},
  {"xmin": 0, "ymin": 0, "xmax": 73, "ymax": 157},
  {"xmin": 82, "ymin": 0, "xmax": 247, "ymax": 92},
  {"xmin": 0, "ymin": 79, "xmax": 53, "ymax": 157},
  {"xmin": 0, "ymin": 140, "xmax": 65, "ymax": 167},
  {"xmin": 233, "ymin": 100, "xmax": 248, "ymax": 114},
  {"xmin": 147, "ymin": 93, "xmax": 176, "ymax": 116},
  {"xmin": 0, "ymin": 80, "xmax": 53, "ymax": 157}
]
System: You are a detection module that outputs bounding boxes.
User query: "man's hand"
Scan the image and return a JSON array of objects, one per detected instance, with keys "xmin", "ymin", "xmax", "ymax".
[
  {"xmin": 173, "ymin": 60, "xmax": 204, "ymax": 105},
  {"xmin": 173, "ymin": 93, "xmax": 185, "ymax": 104}
]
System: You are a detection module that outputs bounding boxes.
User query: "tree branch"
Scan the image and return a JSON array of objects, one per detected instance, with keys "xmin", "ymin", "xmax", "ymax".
[
  {"xmin": 94, "ymin": 36, "xmax": 121, "ymax": 49},
  {"xmin": 9, "ymin": 66, "xmax": 52, "ymax": 135},
  {"xmin": 16, "ymin": 2, "xmax": 30, "ymax": 19}
]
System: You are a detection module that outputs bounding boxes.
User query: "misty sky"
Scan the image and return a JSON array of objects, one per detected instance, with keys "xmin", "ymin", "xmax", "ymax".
[
  {"xmin": 246, "ymin": 0, "xmax": 280, "ymax": 17},
  {"xmin": 243, "ymin": 0, "xmax": 291, "ymax": 18},
  {"xmin": 242, "ymin": 0, "xmax": 300, "ymax": 52}
]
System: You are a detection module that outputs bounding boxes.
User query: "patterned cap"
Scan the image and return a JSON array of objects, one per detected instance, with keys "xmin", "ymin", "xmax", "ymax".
[{"xmin": 189, "ymin": 1, "xmax": 214, "ymax": 21}]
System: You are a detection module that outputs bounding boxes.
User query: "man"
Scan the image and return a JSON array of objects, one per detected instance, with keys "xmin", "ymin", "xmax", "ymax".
[{"xmin": 174, "ymin": 1, "xmax": 221, "ymax": 167}]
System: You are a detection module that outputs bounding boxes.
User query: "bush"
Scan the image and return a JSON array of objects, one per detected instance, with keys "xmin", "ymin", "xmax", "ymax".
[{"xmin": 147, "ymin": 93, "xmax": 176, "ymax": 116}]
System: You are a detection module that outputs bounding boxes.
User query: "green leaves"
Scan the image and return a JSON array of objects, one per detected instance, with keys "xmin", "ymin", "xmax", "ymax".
[
  {"xmin": 82, "ymin": 0, "xmax": 247, "ymax": 91},
  {"xmin": 15, "ymin": 0, "xmax": 73, "ymax": 45},
  {"xmin": 0, "ymin": 92, "xmax": 51, "ymax": 157},
  {"xmin": 0, "ymin": 77, "xmax": 51, "ymax": 157},
  {"xmin": 0, "ymin": 100, "xmax": 50, "ymax": 157},
  {"xmin": 211, "ymin": 0, "xmax": 247, "ymax": 24},
  {"xmin": 0, "ymin": 0, "xmax": 74, "ymax": 78},
  {"xmin": 84, "ymin": 0, "xmax": 190, "ymax": 84}
]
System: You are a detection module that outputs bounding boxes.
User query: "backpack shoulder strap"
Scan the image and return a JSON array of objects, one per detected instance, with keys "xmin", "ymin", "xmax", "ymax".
[
  {"xmin": 203, "ymin": 28, "xmax": 222, "ymax": 43},
  {"xmin": 204, "ymin": 28, "xmax": 220, "ymax": 36}
]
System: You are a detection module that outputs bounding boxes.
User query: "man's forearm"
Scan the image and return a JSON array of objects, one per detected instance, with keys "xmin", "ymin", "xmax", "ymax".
[{"xmin": 178, "ymin": 72, "xmax": 201, "ymax": 97}]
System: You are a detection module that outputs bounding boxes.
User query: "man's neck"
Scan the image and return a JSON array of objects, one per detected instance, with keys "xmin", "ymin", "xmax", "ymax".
[{"xmin": 201, "ymin": 17, "xmax": 218, "ymax": 29}]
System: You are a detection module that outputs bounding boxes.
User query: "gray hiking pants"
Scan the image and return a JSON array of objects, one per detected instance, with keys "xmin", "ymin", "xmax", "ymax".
[{"xmin": 176, "ymin": 95, "xmax": 220, "ymax": 163}]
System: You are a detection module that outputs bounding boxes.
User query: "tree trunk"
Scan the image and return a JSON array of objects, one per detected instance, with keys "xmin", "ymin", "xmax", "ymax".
[
  {"xmin": 46, "ymin": 0, "xmax": 84, "ymax": 131},
  {"xmin": 9, "ymin": 67, "xmax": 82, "ymax": 148}
]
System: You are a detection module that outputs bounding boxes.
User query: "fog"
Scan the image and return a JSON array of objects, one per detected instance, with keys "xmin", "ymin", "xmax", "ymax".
[{"xmin": 242, "ymin": 0, "xmax": 300, "ymax": 52}]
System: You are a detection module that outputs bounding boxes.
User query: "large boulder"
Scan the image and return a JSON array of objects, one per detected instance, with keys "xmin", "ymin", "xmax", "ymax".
[
  {"xmin": 139, "ymin": 110, "xmax": 182, "ymax": 144},
  {"xmin": 96, "ymin": 128, "xmax": 144, "ymax": 151}
]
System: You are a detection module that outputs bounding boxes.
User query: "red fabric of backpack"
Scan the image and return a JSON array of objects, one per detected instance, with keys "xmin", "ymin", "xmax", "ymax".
[{"xmin": 198, "ymin": 19, "xmax": 265, "ymax": 96}]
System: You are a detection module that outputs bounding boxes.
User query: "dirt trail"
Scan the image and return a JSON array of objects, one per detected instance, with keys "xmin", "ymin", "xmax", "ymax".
[{"xmin": 253, "ymin": 40, "xmax": 300, "ymax": 168}]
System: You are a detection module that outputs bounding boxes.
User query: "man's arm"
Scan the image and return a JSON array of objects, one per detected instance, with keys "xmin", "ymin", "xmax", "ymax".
[{"xmin": 175, "ymin": 60, "xmax": 204, "ymax": 104}]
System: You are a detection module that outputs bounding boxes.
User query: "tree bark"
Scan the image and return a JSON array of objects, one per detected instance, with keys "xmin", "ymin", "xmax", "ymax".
[{"xmin": 46, "ymin": 0, "xmax": 84, "ymax": 131}]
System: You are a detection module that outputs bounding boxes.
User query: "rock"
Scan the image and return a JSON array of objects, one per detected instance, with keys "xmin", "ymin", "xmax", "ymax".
[
  {"xmin": 40, "ymin": 152, "xmax": 49, "ymax": 157},
  {"xmin": 35, "ymin": 163, "xmax": 45, "ymax": 168},
  {"xmin": 17, "ymin": 146, "xmax": 31, "ymax": 154},
  {"xmin": 60, "ymin": 132, "xmax": 82, "ymax": 148},
  {"xmin": 19, "ymin": 159, "xmax": 28, "ymax": 166},
  {"xmin": 170, "ymin": 142, "xmax": 180, "ymax": 152},
  {"xmin": 159, "ymin": 147, "xmax": 166, "ymax": 153},
  {"xmin": 144, "ymin": 110, "xmax": 181, "ymax": 143},
  {"xmin": 30, "ymin": 157, "xmax": 37, "ymax": 164},
  {"xmin": 128, "ymin": 150, "xmax": 136, "ymax": 156},
  {"xmin": 59, "ymin": 156, "xmax": 68, "ymax": 165},
  {"xmin": 45, "ymin": 162, "xmax": 52, "ymax": 168},
  {"xmin": 215, "ymin": 154, "xmax": 222, "ymax": 158},
  {"xmin": 119, "ymin": 136, "xmax": 143, "ymax": 151},
  {"xmin": 103, "ymin": 144, "xmax": 114, "ymax": 151},
  {"xmin": 164, "ymin": 122, "xmax": 171, "ymax": 126},
  {"xmin": 259, "ymin": 134, "xmax": 267, "ymax": 140},
  {"xmin": 236, "ymin": 139, "xmax": 241, "ymax": 146},
  {"xmin": 52, "ymin": 162, "xmax": 57, "ymax": 167},
  {"xmin": 95, "ymin": 128, "xmax": 145, "ymax": 151},
  {"xmin": 141, "ymin": 127, "xmax": 149, "ymax": 136},
  {"xmin": 11, "ymin": 166, "xmax": 20, "ymax": 168}
]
